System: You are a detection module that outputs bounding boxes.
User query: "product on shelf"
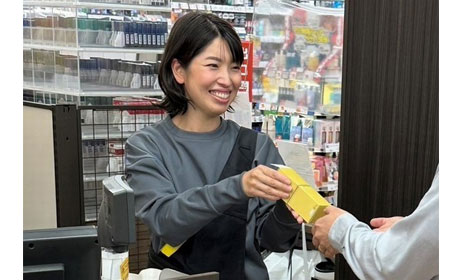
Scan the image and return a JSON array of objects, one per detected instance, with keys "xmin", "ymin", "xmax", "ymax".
[
  {"xmin": 252, "ymin": 0, "xmax": 344, "ymax": 115},
  {"xmin": 312, "ymin": 118, "xmax": 340, "ymax": 151}
]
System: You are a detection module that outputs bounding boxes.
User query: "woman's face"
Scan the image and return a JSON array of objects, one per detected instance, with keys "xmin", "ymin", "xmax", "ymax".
[{"xmin": 175, "ymin": 37, "xmax": 242, "ymax": 118}]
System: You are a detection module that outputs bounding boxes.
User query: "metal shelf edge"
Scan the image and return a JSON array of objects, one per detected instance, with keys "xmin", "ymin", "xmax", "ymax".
[{"xmin": 24, "ymin": 1, "xmax": 172, "ymax": 12}]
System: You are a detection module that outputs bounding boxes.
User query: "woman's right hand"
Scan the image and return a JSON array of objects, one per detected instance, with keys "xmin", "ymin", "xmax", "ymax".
[{"xmin": 242, "ymin": 165, "xmax": 292, "ymax": 201}]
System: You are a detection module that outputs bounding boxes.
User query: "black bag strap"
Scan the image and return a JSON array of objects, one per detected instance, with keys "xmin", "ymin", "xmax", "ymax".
[{"xmin": 218, "ymin": 126, "xmax": 258, "ymax": 180}]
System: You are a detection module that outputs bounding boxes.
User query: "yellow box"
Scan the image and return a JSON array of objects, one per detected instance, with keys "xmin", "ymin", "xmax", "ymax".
[
  {"xmin": 274, "ymin": 164, "xmax": 330, "ymax": 224},
  {"xmin": 161, "ymin": 243, "xmax": 182, "ymax": 257}
]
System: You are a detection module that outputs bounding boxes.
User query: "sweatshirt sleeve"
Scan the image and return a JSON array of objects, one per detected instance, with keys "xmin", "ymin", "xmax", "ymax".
[
  {"xmin": 252, "ymin": 134, "xmax": 301, "ymax": 252},
  {"xmin": 125, "ymin": 135, "xmax": 249, "ymax": 247},
  {"xmin": 329, "ymin": 169, "xmax": 439, "ymax": 280}
]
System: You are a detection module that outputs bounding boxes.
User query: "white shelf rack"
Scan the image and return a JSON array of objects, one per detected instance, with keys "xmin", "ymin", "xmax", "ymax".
[
  {"xmin": 24, "ymin": 84, "xmax": 164, "ymax": 98},
  {"xmin": 171, "ymin": 2, "xmax": 254, "ymax": 13},
  {"xmin": 24, "ymin": 43, "xmax": 165, "ymax": 54},
  {"xmin": 23, "ymin": 1, "xmax": 172, "ymax": 12}
]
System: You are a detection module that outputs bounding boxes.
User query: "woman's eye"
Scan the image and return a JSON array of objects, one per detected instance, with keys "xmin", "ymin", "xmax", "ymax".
[
  {"xmin": 207, "ymin": 64, "xmax": 218, "ymax": 68},
  {"xmin": 232, "ymin": 66, "xmax": 241, "ymax": 71}
]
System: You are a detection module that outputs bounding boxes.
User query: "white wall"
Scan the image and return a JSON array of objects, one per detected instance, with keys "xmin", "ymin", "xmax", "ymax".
[{"xmin": 23, "ymin": 105, "xmax": 57, "ymax": 230}]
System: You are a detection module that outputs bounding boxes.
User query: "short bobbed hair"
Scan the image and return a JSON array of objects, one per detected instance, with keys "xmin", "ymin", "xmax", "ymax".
[{"xmin": 158, "ymin": 12, "xmax": 244, "ymax": 117}]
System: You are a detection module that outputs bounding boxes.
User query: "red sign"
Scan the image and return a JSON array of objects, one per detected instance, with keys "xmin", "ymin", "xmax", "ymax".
[{"xmin": 239, "ymin": 41, "xmax": 254, "ymax": 102}]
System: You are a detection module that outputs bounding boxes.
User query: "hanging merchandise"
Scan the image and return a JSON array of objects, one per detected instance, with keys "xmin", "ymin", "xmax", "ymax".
[{"xmin": 252, "ymin": 0, "xmax": 344, "ymax": 115}]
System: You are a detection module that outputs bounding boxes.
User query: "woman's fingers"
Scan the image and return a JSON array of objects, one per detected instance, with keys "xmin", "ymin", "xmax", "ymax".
[{"xmin": 242, "ymin": 165, "xmax": 294, "ymax": 201}]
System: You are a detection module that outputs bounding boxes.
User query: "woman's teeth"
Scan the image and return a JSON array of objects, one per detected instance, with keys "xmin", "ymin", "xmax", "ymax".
[{"xmin": 210, "ymin": 91, "xmax": 230, "ymax": 99}]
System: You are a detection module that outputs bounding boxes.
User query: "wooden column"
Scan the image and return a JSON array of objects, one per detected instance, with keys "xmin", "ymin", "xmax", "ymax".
[{"xmin": 336, "ymin": 0, "xmax": 438, "ymax": 278}]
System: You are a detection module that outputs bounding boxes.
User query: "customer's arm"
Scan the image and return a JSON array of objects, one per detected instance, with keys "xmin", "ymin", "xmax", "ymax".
[{"xmin": 314, "ymin": 170, "xmax": 439, "ymax": 280}]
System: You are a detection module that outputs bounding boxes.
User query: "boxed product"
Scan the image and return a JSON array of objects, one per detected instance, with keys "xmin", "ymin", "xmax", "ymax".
[
  {"xmin": 334, "ymin": 120, "xmax": 340, "ymax": 143},
  {"xmin": 273, "ymin": 164, "xmax": 330, "ymax": 224}
]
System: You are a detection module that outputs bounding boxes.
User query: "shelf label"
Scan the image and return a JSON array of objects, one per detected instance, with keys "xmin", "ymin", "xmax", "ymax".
[
  {"xmin": 196, "ymin": 4, "xmax": 205, "ymax": 10},
  {"xmin": 179, "ymin": 2, "xmax": 189, "ymax": 9},
  {"xmin": 189, "ymin": 3, "xmax": 197, "ymax": 10},
  {"xmin": 324, "ymin": 143, "xmax": 340, "ymax": 153},
  {"xmin": 171, "ymin": 2, "xmax": 180, "ymax": 9}
]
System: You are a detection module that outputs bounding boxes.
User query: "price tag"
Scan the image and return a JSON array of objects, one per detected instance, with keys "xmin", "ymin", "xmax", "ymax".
[
  {"xmin": 189, "ymin": 3, "xmax": 197, "ymax": 10},
  {"xmin": 119, "ymin": 257, "xmax": 129, "ymax": 280},
  {"xmin": 324, "ymin": 143, "xmax": 340, "ymax": 153},
  {"xmin": 171, "ymin": 2, "xmax": 179, "ymax": 8},
  {"xmin": 179, "ymin": 2, "xmax": 189, "ymax": 9},
  {"xmin": 197, "ymin": 4, "xmax": 205, "ymax": 10}
]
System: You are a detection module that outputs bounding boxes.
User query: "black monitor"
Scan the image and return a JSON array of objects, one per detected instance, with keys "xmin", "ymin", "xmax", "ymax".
[{"xmin": 23, "ymin": 226, "xmax": 101, "ymax": 280}]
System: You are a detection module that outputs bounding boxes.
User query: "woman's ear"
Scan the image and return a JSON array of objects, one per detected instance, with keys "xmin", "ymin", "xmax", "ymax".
[{"xmin": 171, "ymin": 59, "xmax": 185, "ymax": 84}]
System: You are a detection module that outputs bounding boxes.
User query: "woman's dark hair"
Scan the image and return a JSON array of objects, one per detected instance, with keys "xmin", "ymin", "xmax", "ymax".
[{"xmin": 158, "ymin": 12, "xmax": 244, "ymax": 116}]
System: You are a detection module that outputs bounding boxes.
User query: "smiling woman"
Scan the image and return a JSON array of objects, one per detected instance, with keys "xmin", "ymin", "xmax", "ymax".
[
  {"xmin": 170, "ymin": 38, "xmax": 242, "ymax": 130},
  {"xmin": 125, "ymin": 12, "xmax": 302, "ymax": 280}
]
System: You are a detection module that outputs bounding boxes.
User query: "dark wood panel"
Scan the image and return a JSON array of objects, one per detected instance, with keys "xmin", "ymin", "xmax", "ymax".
[{"xmin": 336, "ymin": 0, "xmax": 438, "ymax": 278}]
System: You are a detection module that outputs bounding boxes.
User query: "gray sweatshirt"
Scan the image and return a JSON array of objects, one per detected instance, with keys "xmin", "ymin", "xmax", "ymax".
[{"xmin": 125, "ymin": 116, "xmax": 301, "ymax": 279}]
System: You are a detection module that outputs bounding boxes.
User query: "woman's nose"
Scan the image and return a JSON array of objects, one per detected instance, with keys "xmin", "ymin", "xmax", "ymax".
[{"xmin": 217, "ymin": 70, "xmax": 232, "ymax": 86}]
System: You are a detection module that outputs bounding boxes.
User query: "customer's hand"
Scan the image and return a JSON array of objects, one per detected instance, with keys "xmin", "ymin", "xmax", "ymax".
[
  {"xmin": 242, "ymin": 165, "xmax": 292, "ymax": 201},
  {"xmin": 312, "ymin": 206, "xmax": 346, "ymax": 259},
  {"xmin": 370, "ymin": 216, "xmax": 404, "ymax": 232}
]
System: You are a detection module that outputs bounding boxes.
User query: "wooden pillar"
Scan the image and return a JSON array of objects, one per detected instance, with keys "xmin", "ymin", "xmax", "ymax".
[{"xmin": 336, "ymin": 0, "xmax": 438, "ymax": 278}]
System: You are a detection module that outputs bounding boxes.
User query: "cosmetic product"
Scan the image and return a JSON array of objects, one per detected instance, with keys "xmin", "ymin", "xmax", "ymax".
[
  {"xmin": 155, "ymin": 22, "xmax": 161, "ymax": 48},
  {"xmin": 122, "ymin": 63, "xmax": 133, "ymax": 88},
  {"xmin": 137, "ymin": 22, "xmax": 144, "ymax": 47},
  {"xmin": 132, "ymin": 22, "xmax": 138, "ymax": 47},
  {"xmin": 146, "ymin": 22, "xmax": 152, "ymax": 48},
  {"xmin": 89, "ymin": 58, "xmax": 99, "ymax": 82},
  {"xmin": 109, "ymin": 59, "xmax": 120, "ymax": 86},
  {"xmin": 124, "ymin": 22, "xmax": 131, "ymax": 47},
  {"xmin": 116, "ymin": 62, "xmax": 126, "ymax": 87},
  {"xmin": 109, "ymin": 20, "xmax": 117, "ymax": 46},
  {"xmin": 130, "ymin": 64, "xmax": 142, "ymax": 89},
  {"xmin": 151, "ymin": 22, "xmax": 157, "ymax": 48},
  {"xmin": 327, "ymin": 123, "xmax": 334, "ymax": 144}
]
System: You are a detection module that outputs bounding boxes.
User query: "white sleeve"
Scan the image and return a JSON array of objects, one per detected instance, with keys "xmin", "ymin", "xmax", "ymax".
[{"xmin": 329, "ymin": 169, "xmax": 439, "ymax": 280}]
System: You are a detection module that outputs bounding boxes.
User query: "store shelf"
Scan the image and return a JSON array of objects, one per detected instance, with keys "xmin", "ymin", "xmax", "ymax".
[
  {"xmin": 83, "ymin": 173, "xmax": 109, "ymax": 183},
  {"xmin": 24, "ymin": 43, "xmax": 165, "ymax": 54},
  {"xmin": 24, "ymin": 84, "xmax": 164, "ymax": 98},
  {"xmin": 23, "ymin": 1, "xmax": 172, "ymax": 12},
  {"xmin": 257, "ymin": 36, "xmax": 285, "ymax": 43},
  {"xmin": 317, "ymin": 181, "xmax": 338, "ymax": 192},
  {"xmin": 23, "ymin": 84, "xmax": 81, "ymax": 96},
  {"xmin": 81, "ymin": 125, "xmax": 137, "ymax": 140},
  {"xmin": 310, "ymin": 143, "xmax": 340, "ymax": 154},
  {"xmin": 172, "ymin": 2, "xmax": 254, "ymax": 13},
  {"xmin": 254, "ymin": 4, "xmax": 291, "ymax": 16},
  {"xmin": 81, "ymin": 89, "xmax": 164, "ymax": 97}
]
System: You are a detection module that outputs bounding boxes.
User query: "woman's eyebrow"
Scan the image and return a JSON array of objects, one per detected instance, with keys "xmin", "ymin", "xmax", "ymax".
[{"xmin": 204, "ymin": 56, "xmax": 223, "ymax": 62}]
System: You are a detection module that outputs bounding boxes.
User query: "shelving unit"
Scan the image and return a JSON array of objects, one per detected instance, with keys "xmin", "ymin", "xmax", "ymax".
[
  {"xmin": 23, "ymin": 43, "xmax": 165, "ymax": 54},
  {"xmin": 23, "ymin": 1, "xmax": 172, "ymax": 12},
  {"xmin": 23, "ymin": 0, "xmax": 171, "ymax": 105},
  {"xmin": 252, "ymin": 0, "xmax": 343, "ymax": 200},
  {"xmin": 171, "ymin": 2, "xmax": 254, "ymax": 13}
]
